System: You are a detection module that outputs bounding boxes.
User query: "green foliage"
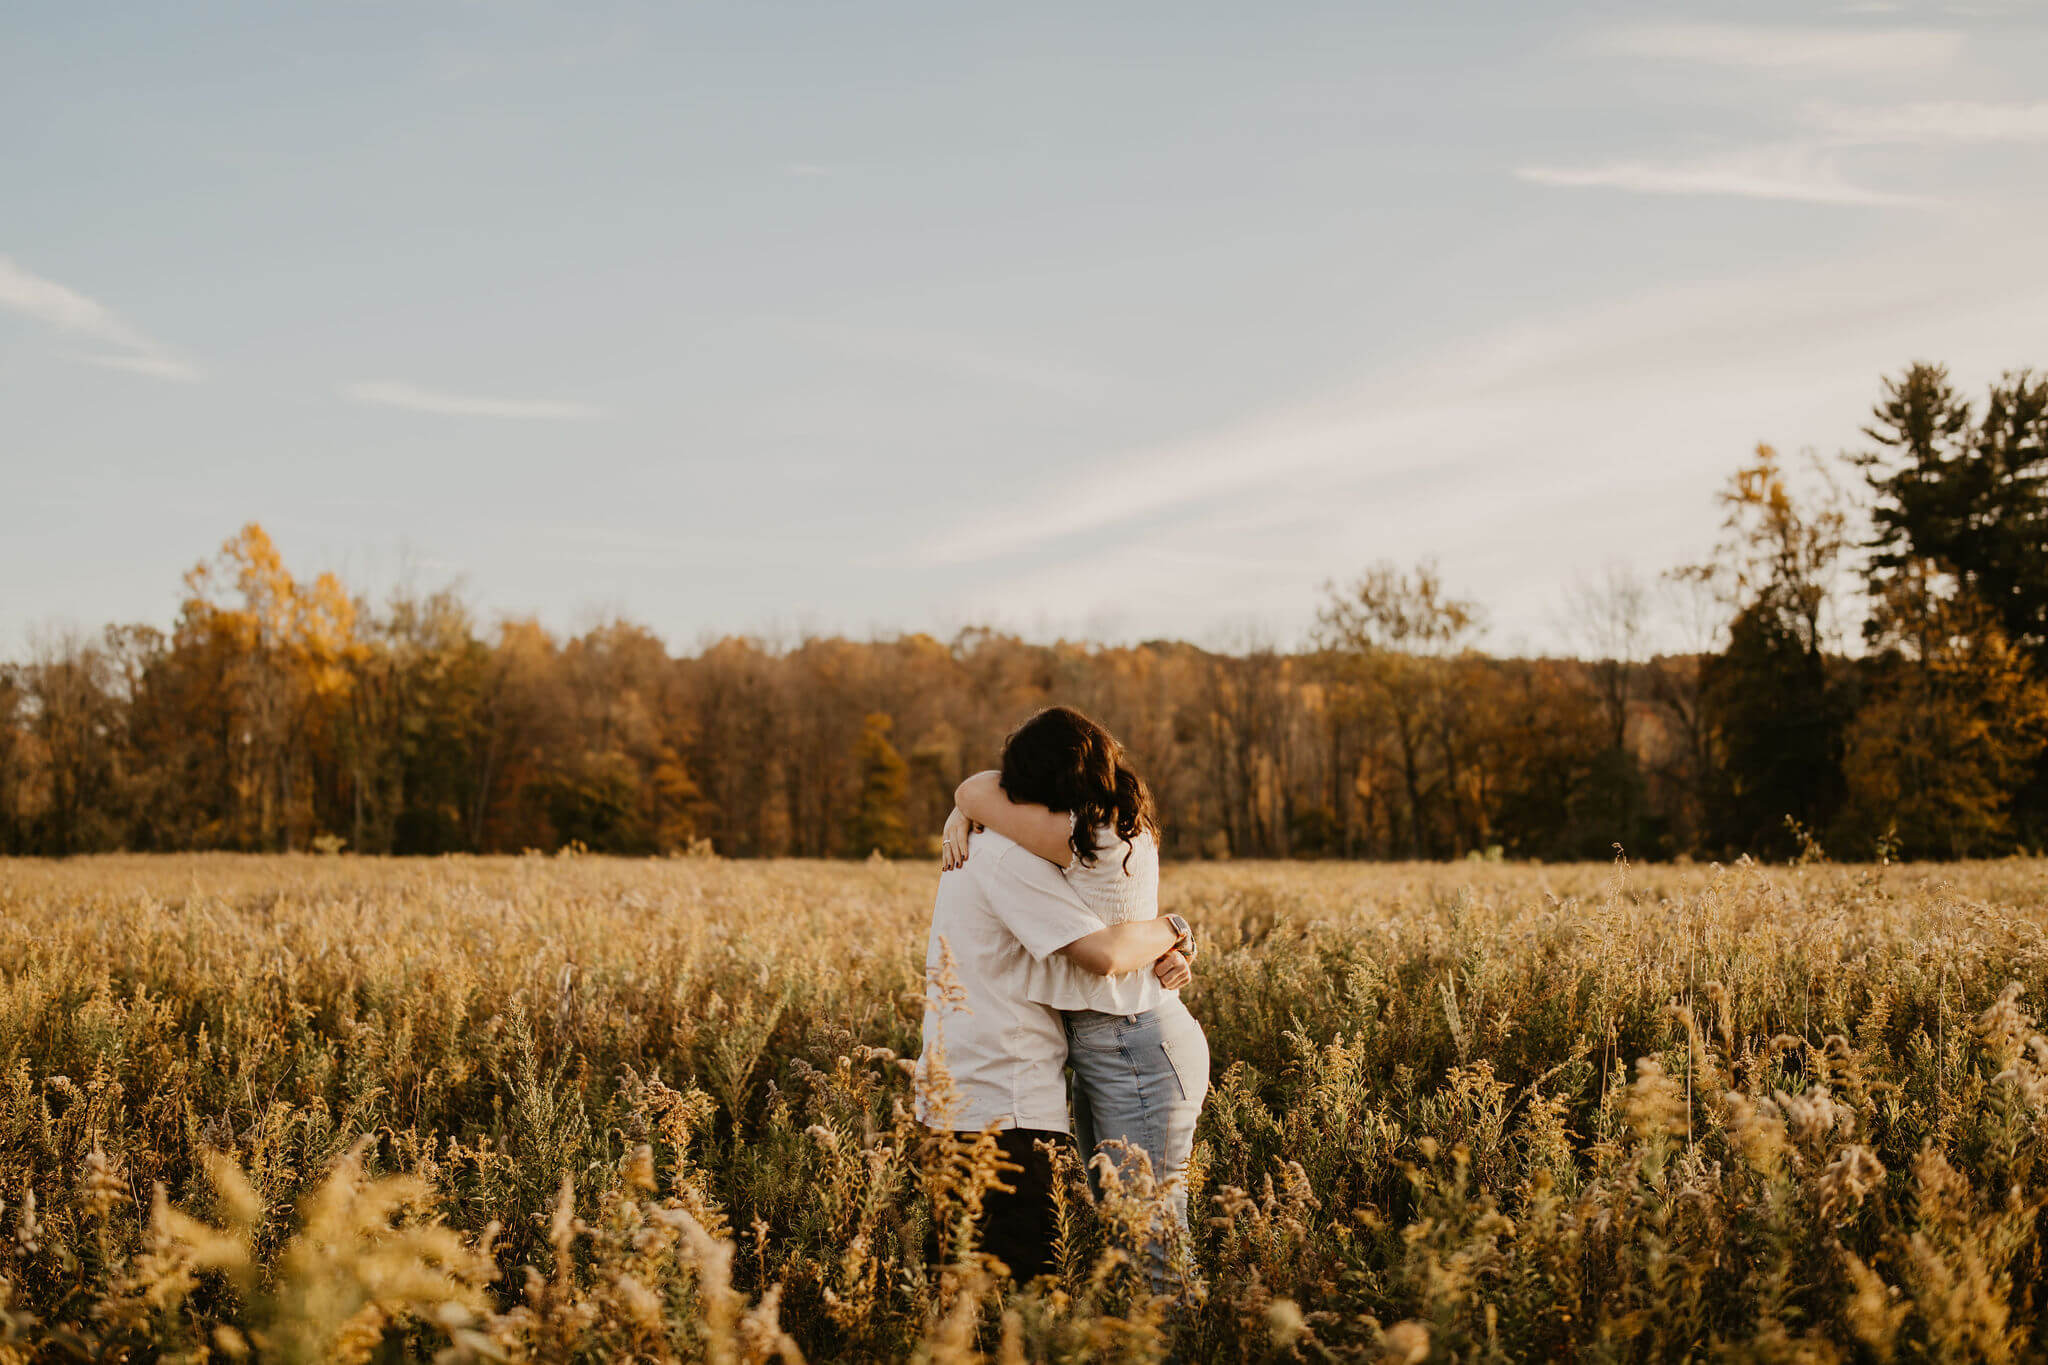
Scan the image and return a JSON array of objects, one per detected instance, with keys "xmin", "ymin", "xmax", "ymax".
[
  {"xmin": 1702, "ymin": 598, "xmax": 1851, "ymax": 857},
  {"xmin": 1860, "ymin": 364, "xmax": 2048, "ymax": 667},
  {"xmin": 1856, "ymin": 364, "xmax": 2048, "ymax": 849}
]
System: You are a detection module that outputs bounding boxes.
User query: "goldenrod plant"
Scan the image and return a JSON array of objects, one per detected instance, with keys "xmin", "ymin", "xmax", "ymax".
[{"xmin": 5, "ymin": 851, "xmax": 2048, "ymax": 1359}]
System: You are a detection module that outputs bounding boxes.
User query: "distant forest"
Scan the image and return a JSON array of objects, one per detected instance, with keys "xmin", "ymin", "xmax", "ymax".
[{"xmin": 6, "ymin": 363, "xmax": 2047, "ymax": 863}]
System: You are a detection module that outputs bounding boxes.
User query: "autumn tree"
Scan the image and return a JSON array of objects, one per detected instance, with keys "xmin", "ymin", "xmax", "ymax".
[
  {"xmin": 1481, "ymin": 657, "xmax": 1616, "ymax": 859},
  {"xmin": 7, "ymin": 400, "xmax": 2048, "ymax": 870},
  {"xmin": 781, "ymin": 639, "xmax": 873, "ymax": 857},
  {"xmin": 337, "ymin": 588, "xmax": 495, "ymax": 853},
  {"xmin": 471, "ymin": 618, "xmax": 571, "ymax": 851},
  {"xmin": 1556, "ymin": 564, "xmax": 1659, "ymax": 855},
  {"xmin": 1199, "ymin": 646, "xmax": 1301, "ymax": 858},
  {"xmin": 1562, "ymin": 565, "xmax": 1652, "ymax": 753},
  {"xmin": 169, "ymin": 523, "xmax": 358, "ymax": 849},
  {"xmin": 537, "ymin": 621, "xmax": 701, "ymax": 854},
  {"xmin": 1316, "ymin": 561, "xmax": 1484, "ymax": 857},
  {"xmin": 1640, "ymin": 571, "xmax": 1724, "ymax": 852},
  {"xmin": 1840, "ymin": 563, "xmax": 2048, "ymax": 856},
  {"xmin": 685, "ymin": 636, "xmax": 793, "ymax": 856},
  {"xmin": 9, "ymin": 631, "xmax": 131, "ymax": 853},
  {"xmin": 846, "ymin": 711, "xmax": 911, "ymax": 857},
  {"xmin": 1683, "ymin": 446, "xmax": 1855, "ymax": 856}
]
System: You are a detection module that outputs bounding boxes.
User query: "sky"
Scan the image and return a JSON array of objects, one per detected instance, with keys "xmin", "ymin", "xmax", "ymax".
[{"xmin": 4, "ymin": 1, "xmax": 2046, "ymax": 660}]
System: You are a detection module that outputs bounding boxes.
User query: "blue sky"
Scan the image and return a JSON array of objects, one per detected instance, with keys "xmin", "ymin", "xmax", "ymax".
[{"xmin": 5, "ymin": 1, "xmax": 2046, "ymax": 657}]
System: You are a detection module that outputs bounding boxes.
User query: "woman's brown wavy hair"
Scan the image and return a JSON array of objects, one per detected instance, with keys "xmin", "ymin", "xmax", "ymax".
[{"xmin": 997, "ymin": 705, "xmax": 1156, "ymax": 871}]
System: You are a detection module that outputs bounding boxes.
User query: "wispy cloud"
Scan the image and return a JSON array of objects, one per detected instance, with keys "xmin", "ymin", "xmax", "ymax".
[
  {"xmin": 904, "ymin": 239, "xmax": 2045, "ymax": 591},
  {"xmin": 67, "ymin": 351, "xmax": 204, "ymax": 381},
  {"xmin": 904, "ymin": 244, "xmax": 2048, "ymax": 652},
  {"xmin": 342, "ymin": 380, "xmax": 606, "ymax": 420},
  {"xmin": 0, "ymin": 253, "xmax": 201, "ymax": 381},
  {"xmin": 1594, "ymin": 22, "xmax": 1965, "ymax": 74},
  {"xmin": 1806, "ymin": 99, "xmax": 2048, "ymax": 143},
  {"xmin": 783, "ymin": 319, "xmax": 1112, "ymax": 401},
  {"xmin": 1517, "ymin": 144, "xmax": 1928, "ymax": 207}
]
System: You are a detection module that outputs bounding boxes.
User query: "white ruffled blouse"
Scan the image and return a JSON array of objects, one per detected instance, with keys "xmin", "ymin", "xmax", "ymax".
[{"xmin": 1022, "ymin": 821, "xmax": 1168, "ymax": 1014}]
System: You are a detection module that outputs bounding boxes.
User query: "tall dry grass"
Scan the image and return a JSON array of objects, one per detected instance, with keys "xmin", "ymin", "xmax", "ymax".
[{"xmin": 3, "ymin": 852, "xmax": 2047, "ymax": 1361}]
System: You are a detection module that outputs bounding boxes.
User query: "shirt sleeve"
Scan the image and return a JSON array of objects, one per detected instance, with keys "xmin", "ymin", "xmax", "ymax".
[{"xmin": 981, "ymin": 841, "xmax": 1106, "ymax": 961}]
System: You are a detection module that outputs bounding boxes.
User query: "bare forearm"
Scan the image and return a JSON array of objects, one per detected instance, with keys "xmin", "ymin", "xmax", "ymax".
[
  {"xmin": 1060, "ymin": 918, "xmax": 1179, "ymax": 976},
  {"xmin": 957, "ymin": 770, "xmax": 1073, "ymax": 866},
  {"xmin": 955, "ymin": 771, "xmax": 1004, "ymax": 825}
]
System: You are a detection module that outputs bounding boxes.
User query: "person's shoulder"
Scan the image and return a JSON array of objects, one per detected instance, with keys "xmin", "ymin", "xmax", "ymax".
[
  {"xmin": 974, "ymin": 828, "xmax": 1022, "ymax": 856},
  {"xmin": 1079, "ymin": 826, "xmax": 1157, "ymax": 860},
  {"xmin": 966, "ymin": 828, "xmax": 1026, "ymax": 874}
]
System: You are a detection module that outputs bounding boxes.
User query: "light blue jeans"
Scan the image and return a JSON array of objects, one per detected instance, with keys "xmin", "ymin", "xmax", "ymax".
[{"xmin": 1064, "ymin": 995, "xmax": 1210, "ymax": 1295}]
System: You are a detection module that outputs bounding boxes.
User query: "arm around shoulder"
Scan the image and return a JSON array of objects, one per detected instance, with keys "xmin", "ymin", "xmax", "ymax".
[{"xmin": 956, "ymin": 770, "xmax": 1076, "ymax": 867}]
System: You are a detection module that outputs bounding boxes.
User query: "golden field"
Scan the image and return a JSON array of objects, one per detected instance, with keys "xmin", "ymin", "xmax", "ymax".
[{"xmin": 3, "ymin": 853, "xmax": 2048, "ymax": 1362}]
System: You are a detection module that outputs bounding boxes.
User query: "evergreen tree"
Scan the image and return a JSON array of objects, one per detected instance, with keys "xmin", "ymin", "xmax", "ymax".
[
  {"xmin": 846, "ymin": 712, "xmax": 911, "ymax": 857},
  {"xmin": 1858, "ymin": 364, "xmax": 2048, "ymax": 842},
  {"xmin": 1860, "ymin": 364, "xmax": 2048, "ymax": 664},
  {"xmin": 1702, "ymin": 598, "xmax": 1849, "ymax": 855},
  {"xmin": 1839, "ymin": 564, "xmax": 2048, "ymax": 857}
]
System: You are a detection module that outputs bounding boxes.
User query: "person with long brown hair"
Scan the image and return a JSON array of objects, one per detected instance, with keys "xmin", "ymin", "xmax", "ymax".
[
  {"xmin": 913, "ymin": 710, "xmax": 1191, "ymax": 1289},
  {"xmin": 942, "ymin": 705, "xmax": 1210, "ymax": 1296}
]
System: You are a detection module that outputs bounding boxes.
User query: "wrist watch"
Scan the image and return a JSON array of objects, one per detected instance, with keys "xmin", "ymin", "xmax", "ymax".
[{"xmin": 1164, "ymin": 913, "xmax": 1196, "ymax": 962}]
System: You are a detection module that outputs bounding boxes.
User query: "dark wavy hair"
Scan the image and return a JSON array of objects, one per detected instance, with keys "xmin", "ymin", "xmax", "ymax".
[{"xmin": 997, "ymin": 705, "xmax": 1156, "ymax": 870}]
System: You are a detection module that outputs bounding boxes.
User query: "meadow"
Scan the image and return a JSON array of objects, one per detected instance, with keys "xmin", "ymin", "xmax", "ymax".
[{"xmin": 3, "ymin": 852, "xmax": 2047, "ymax": 1363}]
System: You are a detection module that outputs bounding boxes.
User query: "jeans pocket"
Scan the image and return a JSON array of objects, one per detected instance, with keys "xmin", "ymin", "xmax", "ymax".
[{"xmin": 1158, "ymin": 1038, "xmax": 1195, "ymax": 1102}]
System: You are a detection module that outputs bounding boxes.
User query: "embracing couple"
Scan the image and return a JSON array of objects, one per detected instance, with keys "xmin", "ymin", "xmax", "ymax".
[{"xmin": 914, "ymin": 705, "xmax": 1211, "ymax": 1294}]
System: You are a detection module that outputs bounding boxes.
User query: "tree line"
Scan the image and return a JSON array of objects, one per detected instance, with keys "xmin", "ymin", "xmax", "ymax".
[{"xmin": 5, "ymin": 362, "xmax": 2046, "ymax": 863}]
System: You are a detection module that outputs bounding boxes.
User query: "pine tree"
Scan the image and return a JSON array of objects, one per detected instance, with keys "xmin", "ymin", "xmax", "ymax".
[
  {"xmin": 1858, "ymin": 365, "xmax": 2048, "ymax": 843},
  {"xmin": 1860, "ymin": 364, "xmax": 2048, "ymax": 665},
  {"xmin": 1840, "ymin": 564, "xmax": 2048, "ymax": 856},
  {"xmin": 846, "ymin": 712, "xmax": 910, "ymax": 857}
]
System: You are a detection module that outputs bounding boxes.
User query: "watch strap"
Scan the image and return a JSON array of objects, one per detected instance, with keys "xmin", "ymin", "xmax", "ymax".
[{"xmin": 1165, "ymin": 914, "xmax": 1195, "ymax": 960}]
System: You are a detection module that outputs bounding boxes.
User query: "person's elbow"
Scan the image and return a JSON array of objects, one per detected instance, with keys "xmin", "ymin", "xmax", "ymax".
[
  {"xmin": 1059, "ymin": 934, "xmax": 1118, "ymax": 976},
  {"xmin": 954, "ymin": 771, "xmax": 984, "ymax": 811},
  {"xmin": 956, "ymin": 770, "xmax": 1000, "ymax": 820}
]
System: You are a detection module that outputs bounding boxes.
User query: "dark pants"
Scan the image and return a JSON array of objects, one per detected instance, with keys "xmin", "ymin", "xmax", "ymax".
[{"xmin": 965, "ymin": 1127, "xmax": 1076, "ymax": 1284}]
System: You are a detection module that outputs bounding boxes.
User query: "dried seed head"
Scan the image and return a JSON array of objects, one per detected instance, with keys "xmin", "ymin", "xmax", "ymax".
[
  {"xmin": 82, "ymin": 1146, "xmax": 129, "ymax": 1219},
  {"xmin": 623, "ymin": 1143, "xmax": 657, "ymax": 1194},
  {"xmin": 1383, "ymin": 1319, "xmax": 1431, "ymax": 1363},
  {"xmin": 1817, "ymin": 1144, "xmax": 1886, "ymax": 1222},
  {"xmin": 1267, "ymin": 1298, "xmax": 1306, "ymax": 1347}
]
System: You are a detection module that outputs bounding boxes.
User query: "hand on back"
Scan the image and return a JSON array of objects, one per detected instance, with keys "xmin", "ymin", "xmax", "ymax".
[{"xmin": 940, "ymin": 806, "xmax": 980, "ymax": 871}]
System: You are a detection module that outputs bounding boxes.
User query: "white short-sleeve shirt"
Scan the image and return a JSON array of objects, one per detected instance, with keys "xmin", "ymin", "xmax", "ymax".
[
  {"xmin": 914, "ymin": 830, "xmax": 1104, "ymax": 1132},
  {"xmin": 1022, "ymin": 824, "xmax": 1167, "ymax": 1014}
]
